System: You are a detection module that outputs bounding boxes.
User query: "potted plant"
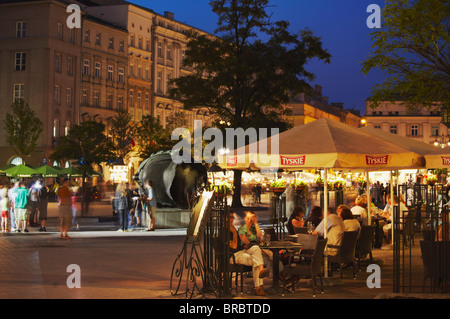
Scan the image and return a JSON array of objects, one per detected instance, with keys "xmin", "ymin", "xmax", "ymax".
[
  {"xmin": 271, "ymin": 178, "xmax": 287, "ymax": 194},
  {"xmin": 333, "ymin": 178, "xmax": 346, "ymax": 190},
  {"xmin": 211, "ymin": 181, "xmax": 234, "ymax": 196},
  {"xmin": 425, "ymin": 174, "xmax": 438, "ymax": 186}
]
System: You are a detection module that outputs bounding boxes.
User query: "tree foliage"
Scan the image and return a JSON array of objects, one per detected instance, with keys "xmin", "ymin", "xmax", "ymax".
[
  {"xmin": 50, "ymin": 120, "xmax": 115, "ymax": 175},
  {"xmin": 109, "ymin": 109, "xmax": 136, "ymax": 161},
  {"xmin": 135, "ymin": 115, "xmax": 173, "ymax": 160},
  {"xmin": 3, "ymin": 100, "xmax": 43, "ymax": 162},
  {"xmin": 169, "ymin": 0, "xmax": 331, "ymax": 207},
  {"xmin": 361, "ymin": 0, "xmax": 450, "ymax": 110}
]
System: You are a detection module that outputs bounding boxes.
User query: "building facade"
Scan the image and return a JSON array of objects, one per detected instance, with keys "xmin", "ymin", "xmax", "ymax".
[
  {"xmin": 363, "ymin": 101, "xmax": 447, "ymax": 146},
  {"xmin": 0, "ymin": 0, "xmax": 82, "ymax": 167}
]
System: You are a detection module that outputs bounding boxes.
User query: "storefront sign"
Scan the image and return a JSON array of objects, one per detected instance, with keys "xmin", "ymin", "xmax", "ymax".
[
  {"xmin": 366, "ymin": 155, "xmax": 389, "ymax": 166},
  {"xmin": 280, "ymin": 155, "xmax": 306, "ymax": 166}
]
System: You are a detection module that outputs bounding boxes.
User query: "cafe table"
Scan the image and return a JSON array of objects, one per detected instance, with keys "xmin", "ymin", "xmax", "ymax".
[{"xmin": 261, "ymin": 241, "xmax": 303, "ymax": 290}]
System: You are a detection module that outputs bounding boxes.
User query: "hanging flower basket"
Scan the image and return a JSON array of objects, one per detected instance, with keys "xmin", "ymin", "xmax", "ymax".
[{"xmin": 272, "ymin": 187, "xmax": 286, "ymax": 194}]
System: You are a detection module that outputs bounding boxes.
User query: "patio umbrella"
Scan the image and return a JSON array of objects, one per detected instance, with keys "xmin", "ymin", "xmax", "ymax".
[
  {"xmin": 424, "ymin": 148, "xmax": 450, "ymax": 169},
  {"xmin": 62, "ymin": 166, "xmax": 102, "ymax": 177},
  {"xmin": 4, "ymin": 164, "xmax": 36, "ymax": 178},
  {"xmin": 0, "ymin": 164, "xmax": 15, "ymax": 172},
  {"xmin": 218, "ymin": 118, "xmax": 426, "ymax": 277},
  {"xmin": 218, "ymin": 118, "xmax": 425, "ymax": 170},
  {"xmin": 33, "ymin": 165, "xmax": 63, "ymax": 178}
]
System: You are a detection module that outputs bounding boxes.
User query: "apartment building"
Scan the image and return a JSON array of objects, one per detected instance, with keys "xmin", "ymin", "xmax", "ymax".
[
  {"xmin": 0, "ymin": 0, "xmax": 82, "ymax": 166},
  {"xmin": 364, "ymin": 101, "xmax": 447, "ymax": 146}
]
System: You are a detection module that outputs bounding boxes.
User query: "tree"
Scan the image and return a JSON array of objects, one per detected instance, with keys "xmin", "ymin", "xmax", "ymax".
[
  {"xmin": 361, "ymin": 0, "xmax": 450, "ymax": 111},
  {"xmin": 50, "ymin": 121, "xmax": 115, "ymax": 216},
  {"xmin": 135, "ymin": 115, "xmax": 173, "ymax": 160},
  {"xmin": 3, "ymin": 100, "xmax": 43, "ymax": 163},
  {"xmin": 109, "ymin": 109, "xmax": 136, "ymax": 162},
  {"xmin": 170, "ymin": 0, "xmax": 331, "ymax": 207}
]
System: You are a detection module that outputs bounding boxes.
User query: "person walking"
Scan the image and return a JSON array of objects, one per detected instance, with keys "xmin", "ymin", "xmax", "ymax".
[
  {"xmin": 1, "ymin": 188, "xmax": 9, "ymax": 232},
  {"xmin": 8, "ymin": 182, "xmax": 19, "ymax": 232},
  {"xmin": 144, "ymin": 180, "xmax": 156, "ymax": 231},
  {"xmin": 37, "ymin": 180, "xmax": 49, "ymax": 232},
  {"xmin": 115, "ymin": 182, "xmax": 129, "ymax": 232},
  {"xmin": 28, "ymin": 182, "xmax": 39, "ymax": 227},
  {"xmin": 14, "ymin": 182, "xmax": 29, "ymax": 233},
  {"xmin": 56, "ymin": 178, "xmax": 73, "ymax": 239}
]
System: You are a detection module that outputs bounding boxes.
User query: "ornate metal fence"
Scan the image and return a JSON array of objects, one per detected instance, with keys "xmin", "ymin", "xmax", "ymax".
[{"xmin": 394, "ymin": 184, "xmax": 449, "ymax": 294}]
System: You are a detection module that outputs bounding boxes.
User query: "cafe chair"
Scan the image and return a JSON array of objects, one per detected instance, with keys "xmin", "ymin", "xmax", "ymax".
[
  {"xmin": 355, "ymin": 225, "xmax": 375, "ymax": 270},
  {"xmin": 296, "ymin": 233, "xmax": 319, "ymax": 261},
  {"xmin": 327, "ymin": 231, "xmax": 359, "ymax": 280},
  {"xmin": 282, "ymin": 239, "xmax": 328, "ymax": 297},
  {"xmin": 212, "ymin": 237, "xmax": 253, "ymax": 295}
]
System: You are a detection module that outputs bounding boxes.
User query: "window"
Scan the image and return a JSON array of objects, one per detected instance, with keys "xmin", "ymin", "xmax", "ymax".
[
  {"xmin": 130, "ymin": 34, "xmax": 135, "ymax": 47},
  {"xmin": 182, "ymin": 49, "xmax": 186, "ymax": 63},
  {"xmin": 119, "ymin": 40, "xmax": 124, "ymax": 52},
  {"xmin": 108, "ymin": 36, "xmax": 114, "ymax": 49},
  {"xmin": 130, "ymin": 63, "xmax": 134, "ymax": 76},
  {"xmin": 145, "ymin": 93, "xmax": 149, "ymax": 110},
  {"xmin": 129, "ymin": 90, "xmax": 134, "ymax": 107},
  {"xmin": 374, "ymin": 125, "xmax": 381, "ymax": 129},
  {"xmin": 93, "ymin": 91, "xmax": 99, "ymax": 107},
  {"xmin": 65, "ymin": 121, "xmax": 71, "ymax": 136},
  {"xmin": 54, "ymin": 85, "xmax": 61, "ymax": 105},
  {"xmin": 69, "ymin": 29, "xmax": 75, "ymax": 44},
  {"xmin": 67, "ymin": 57, "xmax": 73, "ymax": 76},
  {"xmin": 166, "ymin": 73, "xmax": 171, "ymax": 93},
  {"xmin": 411, "ymin": 125, "xmax": 419, "ymax": 136},
  {"xmin": 137, "ymin": 92, "xmax": 141, "ymax": 108},
  {"xmin": 95, "ymin": 32, "xmax": 101, "ymax": 45},
  {"xmin": 94, "ymin": 62, "xmax": 101, "ymax": 78},
  {"xmin": 145, "ymin": 68, "xmax": 149, "ymax": 80},
  {"xmin": 66, "ymin": 88, "xmax": 72, "ymax": 107},
  {"xmin": 158, "ymin": 42, "xmax": 162, "ymax": 57},
  {"xmin": 16, "ymin": 21, "xmax": 26, "ymax": 38},
  {"xmin": 117, "ymin": 96, "xmax": 124, "ymax": 110},
  {"xmin": 118, "ymin": 68, "xmax": 124, "ymax": 83},
  {"xmin": 157, "ymin": 71, "xmax": 162, "ymax": 92},
  {"xmin": 107, "ymin": 65, "xmax": 114, "ymax": 81},
  {"xmin": 390, "ymin": 125, "xmax": 397, "ymax": 134},
  {"xmin": 13, "ymin": 84, "xmax": 24, "ymax": 102},
  {"xmin": 137, "ymin": 65, "xmax": 142, "ymax": 78},
  {"xmin": 432, "ymin": 125, "xmax": 439, "ymax": 137},
  {"xmin": 83, "ymin": 59, "xmax": 90, "ymax": 75},
  {"xmin": 55, "ymin": 53, "xmax": 62, "ymax": 73},
  {"xmin": 53, "ymin": 119, "xmax": 60, "ymax": 138},
  {"xmin": 57, "ymin": 23, "xmax": 63, "ymax": 40},
  {"xmin": 15, "ymin": 52, "xmax": 26, "ymax": 71},
  {"xmin": 166, "ymin": 45, "xmax": 172, "ymax": 60},
  {"xmin": 146, "ymin": 38, "xmax": 150, "ymax": 51},
  {"xmin": 84, "ymin": 30, "xmax": 90, "ymax": 42},
  {"xmin": 82, "ymin": 89, "xmax": 88, "ymax": 105},
  {"xmin": 138, "ymin": 37, "xmax": 143, "ymax": 49},
  {"xmin": 107, "ymin": 94, "xmax": 113, "ymax": 109}
]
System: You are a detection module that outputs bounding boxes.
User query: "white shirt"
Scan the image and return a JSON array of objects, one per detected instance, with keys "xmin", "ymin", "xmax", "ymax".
[{"xmin": 351, "ymin": 205, "xmax": 367, "ymax": 218}]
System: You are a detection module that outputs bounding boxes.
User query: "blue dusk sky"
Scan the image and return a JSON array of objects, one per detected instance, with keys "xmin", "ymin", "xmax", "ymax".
[{"xmin": 131, "ymin": 0, "xmax": 387, "ymax": 115}]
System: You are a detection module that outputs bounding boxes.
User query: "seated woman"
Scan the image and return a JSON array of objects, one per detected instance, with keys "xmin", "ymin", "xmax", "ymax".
[
  {"xmin": 304, "ymin": 206, "xmax": 323, "ymax": 229},
  {"xmin": 351, "ymin": 196, "xmax": 368, "ymax": 219},
  {"xmin": 338, "ymin": 205, "xmax": 361, "ymax": 234},
  {"xmin": 287, "ymin": 207, "xmax": 305, "ymax": 235}
]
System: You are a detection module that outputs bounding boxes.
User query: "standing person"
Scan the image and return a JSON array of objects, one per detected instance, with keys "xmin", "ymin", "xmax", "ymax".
[
  {"xmin": 144, "ymin": 180, "xmax": 156, "ymax": 231},
  {"xmin": 114, "ymin": 182, "xmax": 129, "ymax": 232},
  {"xmin": 28, "ymin": 182, "xmax": 39, "ymax": 227},
  {"xmin": 8, "ymin": 182, "xmax": 19, "ymax": 232},
  {"xmin": 71, "ymin": 192, "xmax": 80, "ymax": 230},
  {"xmin": 132, "ymin": 187, "xmax": 144, "ymax": 227},
  {"xmin": 1, "ymin": 188, "xmax": 9, "ymax": 232},
  {"xmin": 37, "ymin": 180, "xmax": 49, "ymax": 232},
  {"xmin": 14, "ymin": 182, "xmax": 29, "ymax": 233},
  {"xmin": 125, "ymin": 183, "xmax": 134, "ymax": 228},
  {"xmin": 56, "ymin": 178, "xmax": 73, "ymax": 239}
]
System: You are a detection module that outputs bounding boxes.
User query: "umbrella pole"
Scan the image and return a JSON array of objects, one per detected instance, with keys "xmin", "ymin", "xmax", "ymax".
[
  {"xmin": 366, "ymin": 170, "xmax": 371, "ymax": 225},
  {"xmin": 324, "ymin": 169, "xmax": 328, "ymax": 278},
  {"xmin": 391, "ymin": 171, "xmax": 395, "ymax": 245}
]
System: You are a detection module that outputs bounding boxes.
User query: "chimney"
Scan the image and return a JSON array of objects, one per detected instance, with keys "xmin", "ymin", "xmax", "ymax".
[
  {"xmin": 314, "ymin": 85, "xmax": 322, "ymax": 97},
  {"xmin": 164, "ymin": 11, "xmax": 175, "ymax": 20}
]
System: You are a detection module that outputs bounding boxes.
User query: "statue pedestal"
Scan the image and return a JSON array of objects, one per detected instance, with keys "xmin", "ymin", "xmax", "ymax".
[{"xmin": 143, "ymin": 208, "xmax": 191, "ymax": 229}]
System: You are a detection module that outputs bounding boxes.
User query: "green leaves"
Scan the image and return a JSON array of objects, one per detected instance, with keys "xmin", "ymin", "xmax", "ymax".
[
  {"xmin": 3, "ymin": 100, "xmax": 43, "ymax": 161},
  {"xmin": 362, "ymin": 0, "xmax": 450, "ymax": 110}
]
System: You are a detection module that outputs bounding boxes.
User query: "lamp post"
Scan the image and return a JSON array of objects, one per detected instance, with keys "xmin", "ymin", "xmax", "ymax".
[{"xmin": 433, "ymin": 134, "xmax": 450, "ymax": 149}]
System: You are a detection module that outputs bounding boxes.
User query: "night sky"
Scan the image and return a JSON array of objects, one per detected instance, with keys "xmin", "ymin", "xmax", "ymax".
[{"xmin": 132, "ymin": 0, "xmax": 387, "ymax": 115}]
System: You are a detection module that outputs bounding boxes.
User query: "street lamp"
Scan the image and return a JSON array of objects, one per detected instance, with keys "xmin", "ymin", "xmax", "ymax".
[{"xmin": 433, "ymin": 134, "xmax": 450, "ymax": 148}]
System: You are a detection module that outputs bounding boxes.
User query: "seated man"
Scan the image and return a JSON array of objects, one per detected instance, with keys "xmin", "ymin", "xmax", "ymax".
[
  {"xmin": 381, "ymin": 195, "xmax": 408, "ymax": 244},
  {"xmin": 312, "ymin": 208, "xmax": 345, "ymax": 256},
  {"xmin": 229, "ymin": 212, "xmax": 269, "ymax": 296}
]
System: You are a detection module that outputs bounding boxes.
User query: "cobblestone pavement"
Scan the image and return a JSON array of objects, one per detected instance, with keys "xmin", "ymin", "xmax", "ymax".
[{"xmin": 0, "ymin": 213, "xmax": 447, "ymax": 300}]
